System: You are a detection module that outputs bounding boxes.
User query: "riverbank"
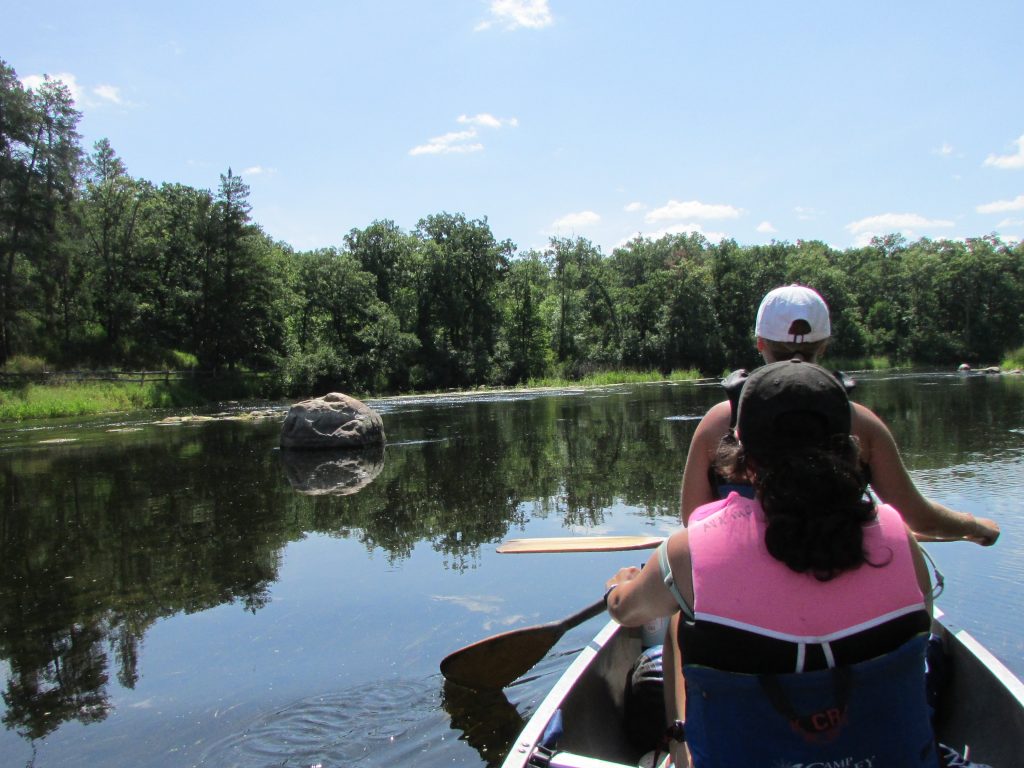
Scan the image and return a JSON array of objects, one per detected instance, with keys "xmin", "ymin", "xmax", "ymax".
[
  {"xmin": 3, "ymin": 354, "xmax": 1019, "ymax": 423},
  {"xmin": 0, "ymin": 369, "xmax": 710, "ymax": 422},
  {"xmin": 0, "ymin": 380, "xmax": 215, "ymax": 421}
]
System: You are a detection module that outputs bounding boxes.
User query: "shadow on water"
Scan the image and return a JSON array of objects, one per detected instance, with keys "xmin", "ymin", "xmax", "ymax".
[{"xmin": 441, "ymin": 680, "xmax": 526, "ymax": 767}]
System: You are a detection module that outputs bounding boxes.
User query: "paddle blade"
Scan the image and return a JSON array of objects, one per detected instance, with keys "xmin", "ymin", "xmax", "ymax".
[
  {"xmin": 440, "ymin": 625, "xmax": 562, "ymax": 690},
  {"xmin": 441, "ymin": 599, "xmax": 607, "ymax": 690},
  {"xmin": 498, "ymin": 535, "xmax": 665, "ymax": 554}
]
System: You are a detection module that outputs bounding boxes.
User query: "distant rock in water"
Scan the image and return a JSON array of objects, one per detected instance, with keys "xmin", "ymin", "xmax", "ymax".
[
  {"xmin": 957, "ymin": 363, "xmax": 1003, "ymax": 375},
  {"xmin": 280, "ymin": 444, "xmax": 385, "ymax": 496},
  {"xmin": 280, "ymin": 393, "xmax": 385, "ymax": 449}
]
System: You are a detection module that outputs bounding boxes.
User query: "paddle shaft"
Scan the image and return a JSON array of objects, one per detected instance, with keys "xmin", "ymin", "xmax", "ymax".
[
  {"xmin": 498, "ymin": 535, "xmax": 665, "ymax": 554},
  {"xmin": 498, "ymin": 529, "xmax": 966, "ymax": 554}
]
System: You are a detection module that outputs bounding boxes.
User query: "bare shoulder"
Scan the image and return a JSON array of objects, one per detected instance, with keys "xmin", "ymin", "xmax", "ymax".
[
  {"xmin": 850, "ymin": 401, "xmax": 886, "ymax": 431},
  {"xmin": 850, "ymin": 402, "xmax": 893, "ymax": 458},
  {"xmin": 695, "ymin": 400, "xmax": 732, "ymax": 436}
]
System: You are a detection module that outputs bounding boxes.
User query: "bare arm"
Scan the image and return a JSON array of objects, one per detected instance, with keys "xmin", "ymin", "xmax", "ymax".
[
  {"xmin": 854, "ymin": 403, "xmax": 999, "ymax": 545},
  {"xmin": 605, "ymin": 534, "xmax": 692, "ymax": 627},
  {"xmin": 907, "ymin": 530, "xmax": 936, "ymax": 617},
  {"xmin": 680, "ymin": 401, "xmax": 732, "ymax": 524}
]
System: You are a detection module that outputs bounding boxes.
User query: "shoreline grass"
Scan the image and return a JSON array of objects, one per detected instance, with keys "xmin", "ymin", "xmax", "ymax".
[
  {"xmin": 826, "ymin": 356, "xmax": 901, "ymax": 371},
  {"xmin": 0, "ymin": 369, "xmax": 707, "ymax": 422},
  {"xmin": 1002, "ymin": 346, "xmax": 1024, "ymax": 370},
  {"xmin": 0, "ymin": 382, "xmax": 205, "ymax": 421},
  {"xmin": 523, "ymin": 368, "xmax": 704, "ymax": 389}
]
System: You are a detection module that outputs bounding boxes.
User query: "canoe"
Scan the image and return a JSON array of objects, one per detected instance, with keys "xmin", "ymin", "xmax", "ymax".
[{"xmin": 501, "ymin": 610, "xmax": 1024, "ymax": 768}]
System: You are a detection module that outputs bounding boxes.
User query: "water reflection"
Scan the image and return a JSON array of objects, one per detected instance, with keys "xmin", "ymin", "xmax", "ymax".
[
  {"xmin": 280, "ymin": 445, "xmax": 386, "ymax": 496},
  {"xmin": 441, "ymin": 680, "xmax": 525, "ymax": 767},
  {"xmin": 0, "ymin": 374, "xmax": 1021, "ymax": 765},
  {"xmin": 0, "ymin": 388, "xmax": 698, "ymax": 744},
  {"xmin": 0, "ymin": 423, "xmax": 287, "ymax": 739}
]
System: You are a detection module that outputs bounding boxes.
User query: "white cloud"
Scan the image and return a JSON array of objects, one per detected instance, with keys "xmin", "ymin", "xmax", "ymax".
[
  {"xmin": 93, "ymin": 84, "xmax": 123, "ymax": 104},
  {"xmin": 550, "ymin": 210, "xmax": 601, "ymax": 230},
  {"xmin": 614, "ymin": 222, "xmax": 728, "ymax": 250},
  {"xmin": 794, "ymin": 205, "xmax": 822, "ymax": 221},
  {"xmin": 846, "ymin": 213, "xmax": 955, "ymax": 234},
  {"xmin": 476, "ymin": 0, "xmax": 553, "ymax": 31},
  {"xmin": 241, "ymin": 165, "xmax": 275, "ymax": 176},
  {"xmin": 984, "ymin": 134, "xmax": 1024, "ymax": 170},
  {"xmin": 409, "ymin": 128, "xmax": 484, "ymax": 156},
  {"xmin": 845, "ymin": 212, "xmax": 955, "ymax": 246},
  {"xmin": 624, "ymin": 201, "xmax": 645, "ymax": 213},
  {"xmin": 431, "ymin": 594, "xmax": 503, "ymax": 614},
  {"xmin": 458, "ymin": 113, "xmax": 518, "ymax": 129},
  {"xmin": 410, "ymin": 113, "xmax": 517, "ymax": 156},
  {"xmin": 21, "ymin": 72, "xmax": 82, "ymax": 103},
  {"xmin": 934, "ymin": 142, "xmax": 954, "ymax": 157},
  {"xmin": 645, "ymin": 199, "xmax": 742, "ymax": 223},
  {"xmin": 997, "ymin": 217, "xmax": 1024, "ymax": 228},
  {"xmin": 756, "ymin": 221, "xmax": 777, "ymax": 234},
  {"xmin": 21, "ymin": 73, "xmax": 128, "ymax": 109},
  {"xmin": 976, "ymin": 194, "xmax": 1024, "ymax": 214}
]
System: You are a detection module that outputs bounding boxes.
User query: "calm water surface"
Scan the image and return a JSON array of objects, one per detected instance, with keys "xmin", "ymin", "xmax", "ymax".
[{"xmin": 0, "ymin": 372, "xmax": 1021, "ymax": 767}]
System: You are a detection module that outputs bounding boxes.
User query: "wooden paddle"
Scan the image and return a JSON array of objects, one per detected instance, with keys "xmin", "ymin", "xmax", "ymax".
[
  {"xmin": 497, "ymin": 535, "xmax": 665, "ymax": 554},
  {"xmin": 498, "ymin": 529, "xmax": 969, "ymax": 554},
  {"xmin": 440, "ymin": 597, "xmax": 607, "ymax": 690}
]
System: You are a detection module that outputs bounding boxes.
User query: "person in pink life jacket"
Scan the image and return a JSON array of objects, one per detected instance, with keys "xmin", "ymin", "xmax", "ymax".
[{"xmin": 604, "ymin": 360, "xmax": 940, "ymax": 767}]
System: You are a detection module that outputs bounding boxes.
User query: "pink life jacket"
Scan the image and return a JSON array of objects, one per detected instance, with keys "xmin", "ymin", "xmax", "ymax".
[
  {"xmin": 687, "ymin": 492, "xmax": 925, "ymax": 658},
  {"xmin": 681, "ymin": 493, "xmax": 938, "ymax": 766}
]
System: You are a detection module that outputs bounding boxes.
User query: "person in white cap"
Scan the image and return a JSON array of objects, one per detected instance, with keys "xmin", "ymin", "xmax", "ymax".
[{"xmin": 680, "ymin": 284, "xmax": 1000, "ymax": 544}]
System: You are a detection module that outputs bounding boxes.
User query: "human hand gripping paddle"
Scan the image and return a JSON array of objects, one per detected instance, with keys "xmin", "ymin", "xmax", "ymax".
[{"xmin": 439, "ymin": 536, "xmax": 662, "ymax": 690}]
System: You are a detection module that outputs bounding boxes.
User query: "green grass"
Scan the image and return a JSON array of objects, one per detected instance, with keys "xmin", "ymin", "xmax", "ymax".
[
  {"xmin": 0, "ymin": 381, "xmax": 209, "ymax": 421},
  {"xmin": 523, "ymin": 368, "xmax": 703, "ymax": 389},
  {"xmin": 1002, "ymin": 346, "xmax": 1024, "ymax": 370},
  {"xmin": 826, "ymin": 355, "xmax": 901, "ymax": 371}
]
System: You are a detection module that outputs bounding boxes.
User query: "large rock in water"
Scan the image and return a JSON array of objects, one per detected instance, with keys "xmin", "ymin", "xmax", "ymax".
[{"xmin": 280, "ymin": 393, "xmax": 385, "ymax": 449}]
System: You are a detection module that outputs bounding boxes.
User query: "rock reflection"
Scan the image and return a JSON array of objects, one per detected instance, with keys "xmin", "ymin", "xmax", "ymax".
[{"xmin": 280, "ymin": 445, "xmax": 385, "ymax": 496}]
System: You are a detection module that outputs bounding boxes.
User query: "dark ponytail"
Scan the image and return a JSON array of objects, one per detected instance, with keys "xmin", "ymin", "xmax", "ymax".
[{"xmin": 714, "ymin": 436, "xmax": 876, "ymax": 580}]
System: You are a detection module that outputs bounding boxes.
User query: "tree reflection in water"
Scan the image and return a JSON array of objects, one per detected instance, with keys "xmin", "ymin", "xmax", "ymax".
[{"xmin": 0, "ymin": 375, "xmax": 1020, "ymax": 756}]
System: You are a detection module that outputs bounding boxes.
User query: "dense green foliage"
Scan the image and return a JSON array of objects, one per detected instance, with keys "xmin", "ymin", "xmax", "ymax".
[{"xmin": 2, "ymin": 59, "xmax": 1023, "ymax": 399}]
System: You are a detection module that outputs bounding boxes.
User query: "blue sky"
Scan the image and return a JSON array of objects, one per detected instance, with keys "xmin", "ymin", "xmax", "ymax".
[{"xmin": 5, "ymin": 1, "xmax": 1023, "ymax": 254}]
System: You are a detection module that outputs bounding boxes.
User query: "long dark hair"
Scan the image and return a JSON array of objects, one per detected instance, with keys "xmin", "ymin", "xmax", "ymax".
[{"xmin": 714, "ymin": 425, "xmax": 876, "ymax": 581}]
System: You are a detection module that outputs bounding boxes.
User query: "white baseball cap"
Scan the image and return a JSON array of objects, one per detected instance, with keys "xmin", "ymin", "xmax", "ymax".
[{"xmin": 754, "ymin": 285, "xmax": 831, "ymax": 343}]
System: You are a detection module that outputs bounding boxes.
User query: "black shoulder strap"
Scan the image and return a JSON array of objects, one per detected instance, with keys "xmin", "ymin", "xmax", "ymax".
[
  {"xmin": 834, "ymin": 369, "xmax": 856, "ymax": 393},
  {"xmin": 721, "ymin": 369, "xmax": 748, "ymax": 430}
]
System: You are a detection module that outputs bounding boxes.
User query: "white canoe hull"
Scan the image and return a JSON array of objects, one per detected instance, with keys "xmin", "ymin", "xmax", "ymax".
[{"xmin": 502, "ymin": 613, "xmax": 1024, "ymax": 768}]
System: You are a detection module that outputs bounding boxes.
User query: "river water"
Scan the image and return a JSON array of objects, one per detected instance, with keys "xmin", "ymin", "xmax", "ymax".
[{"xmin": 0, "ymin": 372, "xmax": 1021, "ymax": 767}]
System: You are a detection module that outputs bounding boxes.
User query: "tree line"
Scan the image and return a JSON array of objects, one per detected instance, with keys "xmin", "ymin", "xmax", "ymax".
[{"xmin": 3, "ymin": 59, "xmax": 1023, "ymax": 398}]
